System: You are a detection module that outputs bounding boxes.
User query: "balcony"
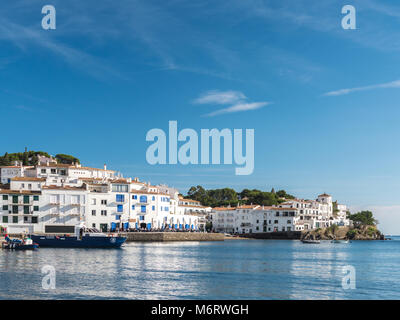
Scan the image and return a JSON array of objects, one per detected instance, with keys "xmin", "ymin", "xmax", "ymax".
[
  {"xmin": 50, "ymin": 213, "xmax": 61, "ymax": 217},
  {"xmin": 12, "ymin": 200, "xmax": 33, "ymax": 206},
  {"xmin": 70, "ymin": 203, "xmax": 82, "ymax": 207},
  {"xmin": 68, "ymin": 213, "xmax": 81, "ymax": 217}
]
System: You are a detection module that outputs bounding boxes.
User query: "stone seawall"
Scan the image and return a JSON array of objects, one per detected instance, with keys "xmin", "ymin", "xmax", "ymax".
[
  {"xmin": 121, "ymin": 232, "xmax": 225, "ymax": 242},
  {"xmin": 240, "ymin": 231, "xmax": 302, "ymax": 240}
]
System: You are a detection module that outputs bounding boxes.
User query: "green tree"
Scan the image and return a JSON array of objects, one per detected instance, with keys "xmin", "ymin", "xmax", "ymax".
[
  {"xmin": 348, "ymin": 211, "xmax": 377, "ymax": 226},
  {"xmin": 55, "ymin": 154, "xmax": 80, "ymax": 164}
]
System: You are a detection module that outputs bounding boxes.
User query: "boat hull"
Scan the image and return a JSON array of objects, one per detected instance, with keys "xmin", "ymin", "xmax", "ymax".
[
  {"xmin": 2, "ymin": 243, "xmax": 38, "ymax": 250},
  {"xmin": 30, "ymin": 235, "xmax": 126, "ymax": 248},
  {"xmin": 301, "ymin": 240, "xmax": 320, "ymax": 244}
]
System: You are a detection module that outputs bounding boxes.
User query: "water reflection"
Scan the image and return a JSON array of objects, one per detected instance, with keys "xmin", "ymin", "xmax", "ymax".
[{"xmin": 1, "ymin": 240, "xmax": 400, "ymax": 299}]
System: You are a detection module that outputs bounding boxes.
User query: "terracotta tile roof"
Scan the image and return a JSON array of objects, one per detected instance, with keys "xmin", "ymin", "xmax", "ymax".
[
  {"xmin": 0, "ymin": 189, "xmax": 41, "ymax": 195},
  {"xmin": 42, "ymin": 185, "xmax": 87, "ymax": 191},
  {"xmin": 11, "ymin": 177, "xmax": 46, "ymax": 182},
  {"xmin": 212, "ymin": 207, "xmax": 236, "ymax": 211},
  {"xmin": 179, "ymin": 204, "xmax": 207, "ymax": 208},
  {"xmin": 318, "ymin": 193, "xmax": 331, "ymax": 197}
]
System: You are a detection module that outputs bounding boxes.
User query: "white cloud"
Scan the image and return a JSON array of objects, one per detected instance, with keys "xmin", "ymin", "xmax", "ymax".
[
  {"xmin": 324, "ymin": 79, "xmax": 400, "ymax": 96},
  {"xmin": 193, "ymin": 90, "xmax": 246, "ymax": 105},
  {"xmin": 204, "ymin": 102, "xmax": 268, "ymax": 117},
  {"xmin": 193, "ymin": 90, "xmax": 269, "ymax": 117}
]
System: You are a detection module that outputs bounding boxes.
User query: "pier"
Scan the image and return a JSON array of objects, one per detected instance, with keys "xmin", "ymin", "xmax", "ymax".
[{"xmin": 119, "ymin": 232, "xmax": 224, "ymax": 242}]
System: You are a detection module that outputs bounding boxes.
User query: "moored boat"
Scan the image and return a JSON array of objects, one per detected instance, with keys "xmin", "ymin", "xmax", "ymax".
[
  {"xmin": 301, "ymin": 239, "xmax": 320, "ymax": 244},
  {"xmin": 331, "ymin": 239, "xmax": 350, "ymax": 244},
  {"xmin": 30, "ymin": 224, "xmax": 126, "ymax": 248},
  {"xmin": 2, "ymin": 235, "xmax": 39, "ymax": 250}
]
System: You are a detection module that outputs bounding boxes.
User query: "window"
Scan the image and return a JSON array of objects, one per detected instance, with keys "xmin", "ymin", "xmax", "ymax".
[
  {"xmin": 152, "ymin": 206, "xmax": 155, "ymax": 211},
  {"xmin": 2, "ymin": 216, "xmax": 8, "ymax": 223},
  {"xmin": 152, "ymin": 196, "xmax": 155, "ymax": 201},
  {"xmin": 41, "ymin": 169, "xmax": 46, "ymax": 173},
  {"xmin": 92, "ymin": 199, "xmax": 97, "ymax": 205},
  {"xmin": 51, "ymin": 169, "xmax": 56, "ymax": 174},
  {"xmin": 132, "ymin": 195, "xmax": 137, "ymax": 200},
  {"xmin": 116, "ymin": 194, "xmax": 125, "ymax": 203},
  {"xmin": 24, "ymin": 206, "xmax": 29, "ymax": 214},
  {"xmin": 287, "ymin": 220, "xmax": 291, "ymax": 224},
  {"xmin": 139, "ymin": 216, "xmax": 144, "ymax": 221},
  {"xmin": 12, "ymin": 196, "xmax": 18, "ymax": 204},
  {"xmin": 92, "ymin": 210, "xmax": 96, "ymax": 216},
  {"xmin": 12, "ymin": 216, "xmax": 18, "ymax": 224},
  {"xmin": 33, "ymin": 206, "xmax": 39, "ymax": 211},
  {"xmin": 33, "ymin": 195, "xmax": 39, "ymax": 201},
  {"xmin": 101, "ymin": 199, "xmax": 107, "ymax": 205},
  {"xmin": 92, "ymin": 223, "xmax": 96, "ymax": 228},
  {"xmin": 2, "ymin": 195, "xmax": 8, "ymax": 200},
  {"xmin": 140, "ymin": 195, "xmax": 147, "ymax": 203},
  {"xmin": 141, "ymin": 205, "xmax": 146, "ymax": 213},
  {"xmin": 12, "ymin": 206, "xmax": 18, "ymax": 214},
  {"xmin": 132, "ymin": 205, "xmax": 135, "ymax": 210},
  {"xmin": 116, "ymin": 215, "xmax": 121, "ymax": 220},
  {"xmin": 117, "ymin": 205, "xmax": 123, "ymax": 213},
  {"xmin": 24, "ymin": 216, "xmax": 28, "ymax": 223},
  {"xmin": 23, "ymin": 195, "xmax": 30, "ymax": 204},
  {"xmin": 274, "ymin": 220, "xmax": 278, "ymax": 224},
  {"xmin": 112, "ymin": 184, "xmax": 128, "ymax": 192},
  {"xmin": 101, "ymin": 210, "xmax": 107, "ymax": 216},
  {"xmin": 2, "ymin": 205, "xmax": 8, "ymax": 210}
]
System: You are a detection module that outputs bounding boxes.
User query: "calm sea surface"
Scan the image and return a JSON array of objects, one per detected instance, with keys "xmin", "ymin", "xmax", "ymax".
[{"xmin": 1, "ymin": 238, "xmax": 400, "ymax": 300}]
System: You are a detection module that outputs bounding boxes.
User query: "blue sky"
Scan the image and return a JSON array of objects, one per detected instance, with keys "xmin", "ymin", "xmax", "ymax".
[{"xmin": 1, "ymin": 0, "xmax": 400, "ymax": 232}]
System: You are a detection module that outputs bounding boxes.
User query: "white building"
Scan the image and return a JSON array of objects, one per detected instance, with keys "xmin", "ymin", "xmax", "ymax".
[
  {"xmin": 0, "ymin": 162, "xmax": 206, "ymax": 234},
  {"xmin": 211, "ymin": 193, "xmax": 350, "ymax": 234}
]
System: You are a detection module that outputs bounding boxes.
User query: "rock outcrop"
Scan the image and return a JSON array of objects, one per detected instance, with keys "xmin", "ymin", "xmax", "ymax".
[{"xmin": 301, "ymin": 225, "xmax": 384, "ymax": 241}]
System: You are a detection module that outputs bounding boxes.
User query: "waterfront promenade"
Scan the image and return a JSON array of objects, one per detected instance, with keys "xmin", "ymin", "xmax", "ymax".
[{"xmin": 120, "ymin": 231, "xmax": 224, "ymax": 242}]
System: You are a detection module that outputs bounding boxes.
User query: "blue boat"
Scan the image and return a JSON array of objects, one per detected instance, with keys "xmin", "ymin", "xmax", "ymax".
[
  {"xmin": 2, "ymin": 235, "xmax": 39, "ymax": 251},
  {"xmin": 30, "ymin": 225, "xmax": 126, "ymax": 248}
]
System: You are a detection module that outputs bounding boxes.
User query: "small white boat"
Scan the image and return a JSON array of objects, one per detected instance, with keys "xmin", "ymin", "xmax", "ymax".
[
  {"xmin": 301, "ymin": 239, "xmax": 320, "ymax": 244},
  {"xmin": 331, "ymin": 239, "xmax": 350, "ymax": 244}
]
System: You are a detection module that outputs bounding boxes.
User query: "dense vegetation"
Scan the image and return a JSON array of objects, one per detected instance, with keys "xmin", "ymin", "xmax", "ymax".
[
  {"xmin": 348, "ymin": 210, "xmax": 377, "ymax": 226},
  {"xmin": 186, "ymin": 185, "xmax": 295, "ymax": 207},
  {"xmin": 55, "ymin": 154, "xmax": 80, "ymax": 164},
  {"xmin": 0, "ymin": 150, "xmax": 80, "ymax": 166}
]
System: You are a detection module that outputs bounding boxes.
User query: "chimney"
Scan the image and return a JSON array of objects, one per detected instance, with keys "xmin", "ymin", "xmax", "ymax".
[{"xmin": 104, "ymin": 164, "xmax": 107, "ymax": 171}]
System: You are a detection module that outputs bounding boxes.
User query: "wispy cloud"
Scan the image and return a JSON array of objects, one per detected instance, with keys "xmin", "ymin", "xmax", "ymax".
[
  {"xmin": 193, "ymin": 90, "xmax": 246, "ymax": 105},
  {"xmin": 205, "ymin": 102, "xmax": 268, "ymax": 117},
  {"xmin": 0, "ymin": 17, "xmax": 122, "ymax": 80},
  {"xmin": 193, "ymin": 90, "xmax": 270, "ymax": 117},
  {"xmin": 324, "ymin": 79, "xmax": 400, "ymax": 96}
]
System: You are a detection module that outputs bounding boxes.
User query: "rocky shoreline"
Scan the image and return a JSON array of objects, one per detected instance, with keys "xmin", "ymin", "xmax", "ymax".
[{"xmin": 301, "ymin": 225, "xmax": 384, "ymax": 241}]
